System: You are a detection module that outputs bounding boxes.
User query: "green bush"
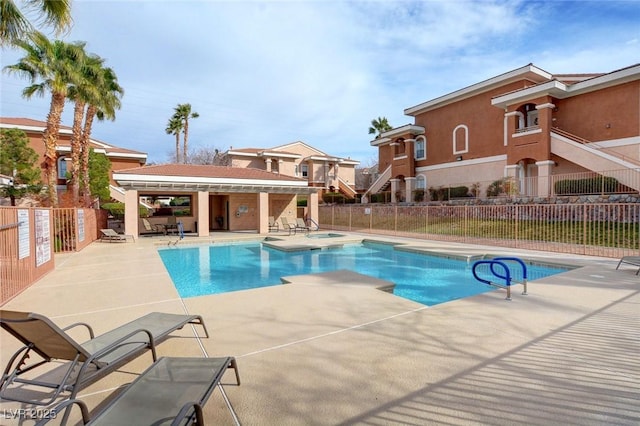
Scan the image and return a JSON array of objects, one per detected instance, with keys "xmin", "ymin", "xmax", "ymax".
[
  {"xmin": 101, "ymin": 202, "xmax": 149, "ymax": 218},
  {"xmin": 297, "ymin": 198, "xmax": 308, "ymax": 207},
  {"xmin": 413, "ymin": 189, "xmax": 425, "ymax": 202},
  {"xmin": 322, "ymin": 192, "xmax": 345, "ymax": 204},
  {"xmin": 450, "ymin": 186, "xmax": 470, "ymax": 198},
  {"xmin": 554, "ymin": 176, "xmax": 619, "ymax": 195},
  {"xmin": 371, "ymin": 192, "xmax": 391, "ymax": 203}
]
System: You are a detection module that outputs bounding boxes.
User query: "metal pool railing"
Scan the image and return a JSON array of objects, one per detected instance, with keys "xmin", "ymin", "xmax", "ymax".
[{"xmin": 318, "ymin": 203, "xmax": 640, "ymax": 258}]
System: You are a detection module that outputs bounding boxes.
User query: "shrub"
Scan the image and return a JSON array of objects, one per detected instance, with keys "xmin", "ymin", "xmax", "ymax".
[
  {"xmin": 322, "ymin": 192, "xmax": 345, "ymax": 204},
  {"xmin": 413, "ymin": 189, "xmax": 425, "ymax": 202},
  {"xmin": 450, "ymin": 186, "xmax": 470, "ymax": 198},
  {"xmin": 554, "ymin": 176, "xmax": 619, "ymax": 195},
  {"xmin": 101, "ymin": 202, "xmax": 149, "ymax": 218},
  {"xmin": 486, "ymin": 179, "xmax": 507, "ymax": 197}
]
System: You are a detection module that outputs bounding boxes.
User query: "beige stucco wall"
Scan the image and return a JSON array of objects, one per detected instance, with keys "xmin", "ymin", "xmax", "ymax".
[{"xmin": 417, "ymin": 158, "xmax": 506, "ymax": 197}]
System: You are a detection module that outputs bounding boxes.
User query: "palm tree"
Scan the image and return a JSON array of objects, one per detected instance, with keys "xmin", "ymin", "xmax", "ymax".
[
  {"xmin": 368, "ymin": 117, "xmax": 392, "ymax": 138},
  {"xmin": 80, "ymin": 66, "xmax": 123, "ymax": 207},
  {"xmin": 68, "ymin": 52, "xmax": 104, "ymax": 205},
  {"xmin": 0, "ymin": 0, "xmax": 73, "ymax": 46},
  {"xmin": 4, "ymin": 32, "xmax": 85, "ymax": 206},
  {"xmin": 171, "ymin": 103, "xmax": 199, "ymax": 163},
  {"xmin": 165, "ymin": 116, "xmax": 183, "ymax": 163}
]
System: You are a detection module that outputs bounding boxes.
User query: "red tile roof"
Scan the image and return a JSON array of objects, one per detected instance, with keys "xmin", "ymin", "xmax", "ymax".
[{"xmin": 0, "ymin": 117, "xmax": 146, "ymax": 157}]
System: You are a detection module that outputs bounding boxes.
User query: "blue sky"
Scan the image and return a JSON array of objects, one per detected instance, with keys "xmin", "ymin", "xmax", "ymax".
[{"xmin": 1, "ymin": 0, "xmax": 639, "ymax": 165}]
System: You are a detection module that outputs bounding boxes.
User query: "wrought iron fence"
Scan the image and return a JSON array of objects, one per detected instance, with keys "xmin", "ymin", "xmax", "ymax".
[{"xmin": 318, "ymin": 203, "xmax": 640, "ymax": 258}]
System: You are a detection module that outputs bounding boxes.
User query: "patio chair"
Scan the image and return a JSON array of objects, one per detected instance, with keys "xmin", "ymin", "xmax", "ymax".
[
  {"xmin": 295, "ymin": 218, "xmax": 311, "ymax": 235},
  {"xmin": 36, "ymin": 357, "xmax": 240, "ymax": 426},
  {"xmin": 280, "ymin": 217, "xmax": 297, "ymax": 235},
  {"xmin": 0, "ymin": 310, "xmax": 209, "ymax": 406},
  {"xmin": 268, "ymin": 216, "xmax": 279, "ymax": 232},
  {"xmin": 141, "ymin": 218, "xmax": 164, "ymax": 235},
  {"xmin": 100, "ymin": 228, "xmax": 134, "ymax": 243},
  {"xmin": 616, "ymin": 256, "xmax": 640, "ymax": 275}
]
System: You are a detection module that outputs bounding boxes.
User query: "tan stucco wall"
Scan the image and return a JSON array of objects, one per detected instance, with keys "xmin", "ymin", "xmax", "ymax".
[{"xmin": 417, "ymin": 158, "xmax": 506, "ymax": 197}]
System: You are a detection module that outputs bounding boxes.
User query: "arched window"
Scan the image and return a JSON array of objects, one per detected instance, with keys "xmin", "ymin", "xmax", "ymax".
[
  {"xmin": 416, "ymin": 174, "xmax": 426, "ymax": 189},
  {"xmin": 57, "ymin": 157, "xmax": 68, "ymax": 179},
  {"xmin": 453, "ymin": 125, "xmax": 468, "ymax": 154},
  {"xmin": 415, "ymin": 136, "xmax": 426, "ymax": 160}
]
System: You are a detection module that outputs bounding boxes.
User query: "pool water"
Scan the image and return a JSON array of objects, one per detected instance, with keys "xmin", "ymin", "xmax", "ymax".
[{"xmin": 158, "ymin": 242, "xmax": 568, "ymax": 305}]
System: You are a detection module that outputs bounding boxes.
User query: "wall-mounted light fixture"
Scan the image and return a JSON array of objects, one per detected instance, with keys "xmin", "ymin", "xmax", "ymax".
[{"xmin": 456, "ymin": 156, "xmax": 463, "ymax": 161}]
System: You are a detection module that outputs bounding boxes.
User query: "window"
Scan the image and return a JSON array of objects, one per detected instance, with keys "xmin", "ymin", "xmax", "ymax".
[
  {"xmin": 416, "ymin": 175, "xmax": 426, "ymax": 189},
  {"xmin": 415, "ymin": 136, "xmax": 426, "ymax": 160},
  {"xmin": 301, "ymin": 164, "xmax": 308, "ymax": 178},
  {"xmin": 453, "ymin": 125, "xmax": 469, "ymax": 154},
  {"xmin": 57, "ymin": 157, "xmax": 68, "ymax": 179}
]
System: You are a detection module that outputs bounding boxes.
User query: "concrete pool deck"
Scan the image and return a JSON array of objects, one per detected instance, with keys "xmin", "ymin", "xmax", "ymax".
[{"xmin": 0, "ymin": 232, "xmax": 638, "ymax": 425}]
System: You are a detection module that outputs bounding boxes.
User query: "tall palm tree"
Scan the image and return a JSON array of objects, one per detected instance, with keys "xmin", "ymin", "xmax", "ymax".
[
  {"xmin": 4, "ymin": 32, "xmax": 85, "ymax": 206},
  {"xmin": 0, "ymin": 0, "xmax": 73, "ymax": 46},
  {"xmin": 165, "ymin": 116, "xmax": 183, "ymax": 163},
  {"xmin": 80, "ymin": 66, "xmax": 123, "ymax": 207},
  {"xmin": 171, "ymin": 103, "xmax": 199, "ymax": 163},
  {"xmin": 68, "ymin": 52, "xmax": 104, "ymax": 205},
  {"xmin": 368, "ymin": 116, "xmax": 392, "ymax": 138}
]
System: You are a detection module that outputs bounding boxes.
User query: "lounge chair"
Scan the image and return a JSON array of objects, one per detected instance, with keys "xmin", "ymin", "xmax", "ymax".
[
  {"xmin": 280, "ymin": 217, "xmax": 297, "ymax": 235},
  {"xmin": 100, "ymin": 228, "xmax": 134, "ymax": 242},
  {"xmin": 616, "ymin": 256, "xmax": 640, "ymax": 274},
  {"xmin": 36, "ymin": 357, "xmax": 240, "ymax": 426},
  {"xmin": 141, "ymin": 218, "xmax": 164, "ymax": 235},
  {"xmin": 165, "ymin": 216, "xmax": 179, "ymax": 235},
  {"xmin": 268, "ymin": 216, "xmax": 279, "ymax": 232},
  {"xmin": 295, "ymin": 218, "xmax": 311, "ymax": 234},
  {"xmin": 0, "ymin": 310, "xmax": 209, "ymax": 405}
]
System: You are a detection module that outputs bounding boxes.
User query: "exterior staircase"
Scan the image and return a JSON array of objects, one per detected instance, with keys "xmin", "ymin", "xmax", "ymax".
[
  {"xmin": 362, "ymin": 165, "xmax": 392, "ymax": 201},
  {"xmin": 550, "ymin": 129, "xmax": 640, "ymax": 192}
]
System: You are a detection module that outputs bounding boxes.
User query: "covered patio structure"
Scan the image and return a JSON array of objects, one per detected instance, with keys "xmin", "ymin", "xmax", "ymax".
[{"xmin": 113, "ymin": 164, "xmax": 319, "ymax": 237}]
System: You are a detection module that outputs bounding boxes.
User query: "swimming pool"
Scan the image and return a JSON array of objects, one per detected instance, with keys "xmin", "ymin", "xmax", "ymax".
[{"xmin": 158, "ymin": 241, "xmax": 569, "ymax": 305}]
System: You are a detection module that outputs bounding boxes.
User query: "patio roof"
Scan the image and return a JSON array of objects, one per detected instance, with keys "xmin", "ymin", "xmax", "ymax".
[{"xmin": 113, "ymin": 163, "xmax": 317, "ymax": 194}]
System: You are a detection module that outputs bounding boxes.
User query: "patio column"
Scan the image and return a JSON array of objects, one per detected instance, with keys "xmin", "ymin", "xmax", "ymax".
[
  {"xmin": 390, "ymin": 178, "xmax": 400, "ymax": 203},
  {"xmin": 258, "ymin": 192, "xmax": 269, "ymax": 234},
  {"xmin": 124, "ymin": 189, "xmax": 139, "ymax": 237},
  {"xmin": 197, "ymin": 191, "xmax": 209, "ymax": 237},
  {"xmin": 308, "ymin": 190, "xmax": 319, "ymax": 224},
  {"xmin": 536, "ymin": 160, "xmax": 554, "ymax": 197},
  {"xmin": 405, "ymin": 177, "xmax": 416, "ymax": 202}
]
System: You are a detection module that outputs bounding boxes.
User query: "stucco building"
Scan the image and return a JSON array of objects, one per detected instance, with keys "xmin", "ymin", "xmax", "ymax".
[
  {"xmin": 227, "ymin": 141, "xmax": 359, "ymax": 200},
  {"xmin": 0, "ymin": 117, "xmax": 147, "ymax": 201},
  {"xmin": 365, "ymin": 63, "xmax": 640, "ymax": 202}
]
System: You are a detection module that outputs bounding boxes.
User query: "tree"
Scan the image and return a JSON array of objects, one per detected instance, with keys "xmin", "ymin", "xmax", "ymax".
[
  {"xmin": 170, "ymin": 103, "xmax": 199, "ymax": 163},
  {"xmin": 87, "ymin": 148, "xmax": 111, "ymax": 204},
  {"xmin": 0, "ymin": 0, "xmax": 73, "ymax": 47},
  {"xmin": 68, "ymin": 51, "xmax": 104, "ymax": 205},
  {"xmin": 0, "ymin": 129, "xmax": 42, "ymax": 205},
  {"xmin": 165, "ymin": 116, "xmax": 183, "ymax": 163},
  {"xmin": 79, "ymin": 66, "xmax": 123, "ymax": 207},
  {"xmin": 4, "ymin": 32, "xmax": 86, "ymax": 206},
  {"xmin": 188, "ymin": 146, "xmax": 230, "ymax": 165},
  {"xmin": 368, "ymin": 116, "xmax": 392, "ymax": 138}
]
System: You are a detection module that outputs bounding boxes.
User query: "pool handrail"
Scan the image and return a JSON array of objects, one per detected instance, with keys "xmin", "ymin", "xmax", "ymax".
[
  {"xmin": 471, "ymin": 259, "xmax": 513, "ymax": 300},
  {"xmin": 489, "ymin": 257, "xmax": 528, "ymax": 295}
]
